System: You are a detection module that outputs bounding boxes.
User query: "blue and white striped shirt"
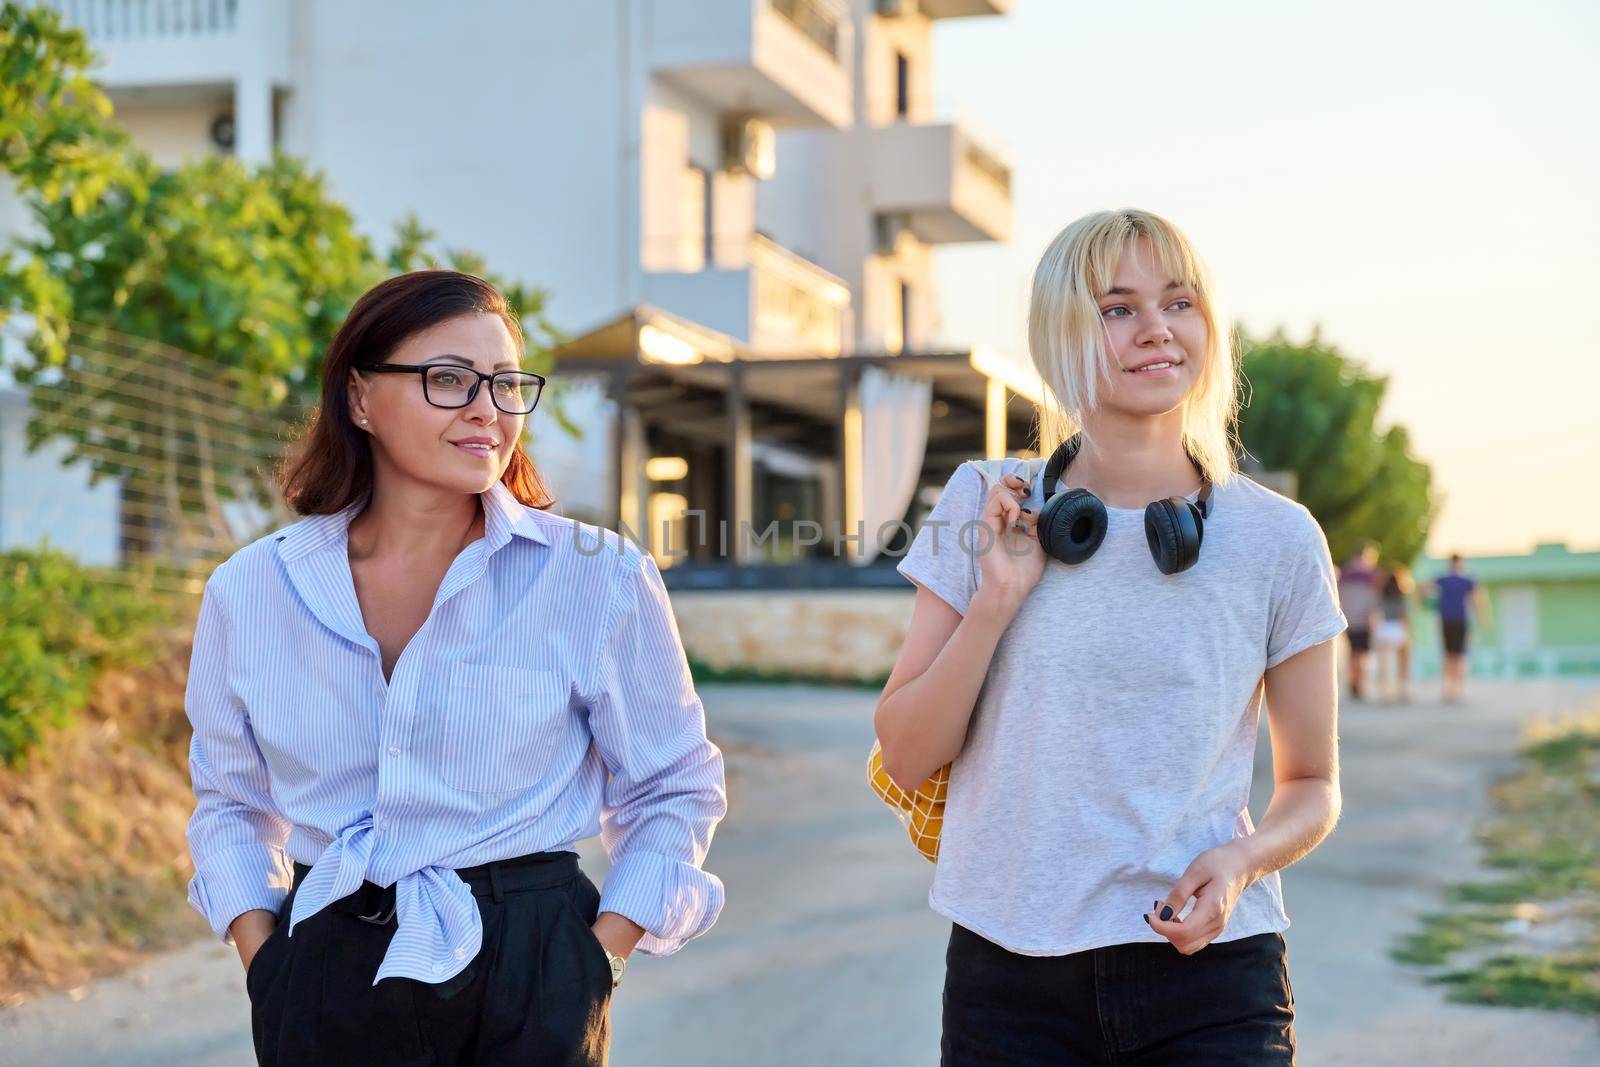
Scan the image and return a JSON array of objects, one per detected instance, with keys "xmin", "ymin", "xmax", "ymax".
[{"xmin": 182, "ymin": 480, "xmax": 727, "ymax": 986}]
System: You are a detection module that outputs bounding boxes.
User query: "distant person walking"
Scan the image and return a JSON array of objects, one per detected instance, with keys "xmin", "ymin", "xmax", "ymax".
[
  {"xmin": 1425, "ymin": 554, "xmax": 1490, "ymax": 703},
  {"xmin": 1336, "ymin": 542, "xmax": 1381, "ymax": 700},
  {"xmin": 1372, "ymin": 564, "xmax": 1414, "ymax": 703}
]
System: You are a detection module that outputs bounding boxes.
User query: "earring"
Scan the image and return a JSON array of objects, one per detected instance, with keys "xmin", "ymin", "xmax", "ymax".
[{"xmin": 359, "ymin": 418, "xmax": 369, "ymax": 425}]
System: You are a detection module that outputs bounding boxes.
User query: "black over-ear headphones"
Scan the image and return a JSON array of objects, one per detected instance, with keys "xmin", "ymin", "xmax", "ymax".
[{"xmin": 1035, "ymin": 433, "xmax": 1214, "ymax": 575}]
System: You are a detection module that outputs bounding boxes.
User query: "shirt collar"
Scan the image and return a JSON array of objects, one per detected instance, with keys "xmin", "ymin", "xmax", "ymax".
[
  {"xmin": 275, "ymin": 480, "xmax": 550, "ymax": 562},
  {"xmin": 482, "ymin": 479, "xmax": 553, "ymax": 549}
]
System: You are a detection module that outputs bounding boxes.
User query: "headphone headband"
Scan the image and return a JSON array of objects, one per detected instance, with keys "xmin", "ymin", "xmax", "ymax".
[{"xmin": 1041, "ymin": 433, "xmax": 1213, "ymax": 519}]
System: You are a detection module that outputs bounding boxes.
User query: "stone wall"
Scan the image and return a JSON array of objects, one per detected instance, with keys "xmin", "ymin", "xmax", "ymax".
[{"xmin": 669, "ymin": 589, "xmax": 916, "ymax": 682}]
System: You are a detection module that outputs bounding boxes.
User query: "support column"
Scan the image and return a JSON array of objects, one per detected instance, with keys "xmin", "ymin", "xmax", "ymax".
[
  {"xmin": 232, "ymin": 76, "xmax": 273, "ymax": 163},
  {"xmin": 835, "ymin": 361, "xmax": 863, "ymax": 563},
  {"xmin": 725, "ymin": 364, "xmax": 753, "ymax": 562},
  {"xmin": 232, "ymin": 0, "xmax": 280, "ymax": 165},
  {"xmin": 610, "ymin": 367, "xmax": 646, "ymax": 548},
  {"xmin": 985, "ymin": 377, "xmax": 1008, "ymax": 460}
]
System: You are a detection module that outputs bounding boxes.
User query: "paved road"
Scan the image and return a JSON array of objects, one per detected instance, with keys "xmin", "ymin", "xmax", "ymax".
[{"xmin": 4, "ymin": 679, "xmax": 1599, "ymax": 1066}]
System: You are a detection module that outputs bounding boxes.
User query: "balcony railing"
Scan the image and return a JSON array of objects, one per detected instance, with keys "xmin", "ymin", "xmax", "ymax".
[
  {"xmin": 31, "ymin": 0, "xmax": 238, "ymax": 38},
  {"xmin": 750, "ymin": 234, "xmax": 849, "ymax": 356},
  {"xmin": 643, "ymin": 233, "xmax": 851, "ymax": 357},
  {"xmin": 958, "ymin": 130, "xmax": 1012, "ymax": 198},
  {"xmin": 867, "ymin": 118, "xmax": 1013, "ymax": 244},
  {"xmin": 646, "ymin": 0, "xmax": 852, "ymax": 128},
  {"xmin": 769, "ymin": 0, "xmax": 844, "ymax": 61}
]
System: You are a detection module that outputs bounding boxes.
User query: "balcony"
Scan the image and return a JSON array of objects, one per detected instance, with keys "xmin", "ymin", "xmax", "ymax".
[
  {"xmin": 913, "ymin": 0, "xmax": 1012, "ymax": 17},
  {"xmin": 28, "ymin": 0, "xmax": 290, "ymax": 92},
  {"xmin": 645, "ymin": 0, "xmax": 852, "ymax": 129},
  {"xmin": 644, "ymin": 234, "xmax": 852, "ymax": 356},
  {"xmin": 867, "ymin": 121, "xmax": 1013, "ymax": 244}
]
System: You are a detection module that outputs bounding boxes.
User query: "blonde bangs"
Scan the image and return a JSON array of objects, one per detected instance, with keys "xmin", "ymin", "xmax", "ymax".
[{"xmin": 1028, "ymin": 208, "xmax": 1239, "ymax": 487}]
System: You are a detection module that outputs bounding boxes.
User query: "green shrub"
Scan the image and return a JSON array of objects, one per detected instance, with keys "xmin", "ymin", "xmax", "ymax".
[{"xmin": 0, "ymin": 547, "xmax": 170, "ymax": 765}]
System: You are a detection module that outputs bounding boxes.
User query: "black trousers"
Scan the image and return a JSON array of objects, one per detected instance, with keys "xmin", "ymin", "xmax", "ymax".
[
  {"xmin": 941, "ymin": 923, "xmax": 1296, "ymax": 1066},
  {"xmin": 245, "ymin": 851, "xmax": 613, "ymax": 1066}
]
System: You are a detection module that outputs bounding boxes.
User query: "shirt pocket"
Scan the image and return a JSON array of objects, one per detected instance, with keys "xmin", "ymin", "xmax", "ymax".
[{"xmin": 438, "ymin": 662, "xmax": 570, "ymax": 793}]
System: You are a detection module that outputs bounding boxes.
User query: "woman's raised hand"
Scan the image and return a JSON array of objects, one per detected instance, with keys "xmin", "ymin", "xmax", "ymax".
[{"xmin": 974, "ymin": 472, "xmax": 1046, "ymax": 615}]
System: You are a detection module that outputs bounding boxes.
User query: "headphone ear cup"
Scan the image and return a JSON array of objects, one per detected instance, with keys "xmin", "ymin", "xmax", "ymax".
[
  {"xmin": 1039, "ymin": 489, "xmax": 1107, "ymax": 565},
  {"xmin": 1145, "ymin": 498, "xmax": 1204, "ymax": 575}
]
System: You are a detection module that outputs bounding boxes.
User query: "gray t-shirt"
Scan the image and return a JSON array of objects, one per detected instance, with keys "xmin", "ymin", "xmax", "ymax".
[{"xmin": 894, "ymin": 454, "xmax": 1347, "ymax": 955}]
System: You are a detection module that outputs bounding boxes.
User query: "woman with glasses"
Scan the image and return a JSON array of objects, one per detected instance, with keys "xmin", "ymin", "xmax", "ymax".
[{"xmin": 181, "ymin": 270, "xmax": 727, "ymax": 1065}]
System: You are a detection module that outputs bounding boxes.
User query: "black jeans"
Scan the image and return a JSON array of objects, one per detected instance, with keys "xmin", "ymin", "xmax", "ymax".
[
  {"xmin": 246, "ymin": 851, "xmax": 613, "ymax": 1066},
  {"xmin": 942, "ymin": 923, "xmax": 1296, "ymax": 1065}
]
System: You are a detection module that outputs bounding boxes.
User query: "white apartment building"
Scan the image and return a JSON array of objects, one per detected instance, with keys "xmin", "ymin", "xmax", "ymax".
[
  {"xmin": 5, "ymin": 0, "xmax": 1033, "ymax": 579},
  {"xmin": 760, "ymin": 0, "xmax": 1013, "ymax": 355}
]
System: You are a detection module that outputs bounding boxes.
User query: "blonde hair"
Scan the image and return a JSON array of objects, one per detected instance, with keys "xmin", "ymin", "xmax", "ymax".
[{"xmin": 1027, "ymin": 208, "xmax": 1239, "ymax": 487}]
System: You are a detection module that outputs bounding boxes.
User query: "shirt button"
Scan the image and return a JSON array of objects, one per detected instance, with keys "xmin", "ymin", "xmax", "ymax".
[
  {"xmin": 388, "ymin": 746, "xmax": 400, "ymax": 757},
  {"xmin": 454, "ymin": 947, "xmax": 468, "ymax": 960},
  {"xmin": 432, "ymin": 962, "xmax": 444, "ymax": 974}
]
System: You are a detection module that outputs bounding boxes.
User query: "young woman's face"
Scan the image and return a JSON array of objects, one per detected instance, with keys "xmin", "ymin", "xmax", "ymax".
[
  {"xmin": 349, "ymin": 312, "xmax": 525, "ymax": 495},
  {"xmin": 1094, "ymin": 238, "xmax": 1208, "ymax": 418}
]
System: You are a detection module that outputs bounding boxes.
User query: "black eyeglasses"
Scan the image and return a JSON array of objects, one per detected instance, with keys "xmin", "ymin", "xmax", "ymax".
[{"xmin": 357, "ymin": 363, "xmax": 545, "ymax": 415}]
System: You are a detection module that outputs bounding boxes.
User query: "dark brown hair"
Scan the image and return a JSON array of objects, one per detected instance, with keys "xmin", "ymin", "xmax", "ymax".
[{"xmin": 277, "ymin": 270, "xmax": 555, "ymax": 515}]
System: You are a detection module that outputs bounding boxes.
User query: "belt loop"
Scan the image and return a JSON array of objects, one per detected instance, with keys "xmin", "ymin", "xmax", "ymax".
[{"xmin": 489, "ymin": 861, "xmax": 505, "ymax": 903}]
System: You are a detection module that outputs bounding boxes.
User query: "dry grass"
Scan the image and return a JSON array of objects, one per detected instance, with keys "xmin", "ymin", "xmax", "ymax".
[{"xmin": 0, "ymin": 634, "xmax": 209, "ymax": 1006}]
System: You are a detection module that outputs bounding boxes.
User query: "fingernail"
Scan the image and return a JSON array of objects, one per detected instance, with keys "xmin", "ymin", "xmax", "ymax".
[
  {"xmin": 1154, "ymin": 900, "xmax": 1161, "ymax": 910},
  {"xmin": 1021, "ymin": 507, "xmax": 1032, "ymax": 514},
  {"xmin": 1142, "ymin": 914, "xmax": 1151, "ymax": 925},
  {"xmin": 1160, "ymin": 906, "xmax": 1174, "ymax": 921}
]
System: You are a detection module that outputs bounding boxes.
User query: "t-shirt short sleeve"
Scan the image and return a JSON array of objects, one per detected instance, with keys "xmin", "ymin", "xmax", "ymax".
[
  {"xmin": 1266, "ymin": 509, "xmax": 1350, "ymax": 669},
  {"xmin": 896, "ymin": 461, "xmax": 987, "ymax": 616}
]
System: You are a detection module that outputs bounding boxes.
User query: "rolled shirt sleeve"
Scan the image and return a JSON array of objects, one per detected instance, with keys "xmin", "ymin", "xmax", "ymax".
[
  {"xmin": 183, "ymin": 571, "xmax": 294, "ymax": 945},
  {"xmin": 579, "ymin": 548, "xmax": 728, "ymax": 956}
]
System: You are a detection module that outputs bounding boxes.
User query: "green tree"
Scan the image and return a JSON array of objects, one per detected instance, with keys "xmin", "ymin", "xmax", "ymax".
[
  {"xmin": 1237, "ymin": 327, "xmax": 1435, "ymax": 565},
  {"xmin": 0, "ymin": 3, "xmax": 566, "ymax": 559}
]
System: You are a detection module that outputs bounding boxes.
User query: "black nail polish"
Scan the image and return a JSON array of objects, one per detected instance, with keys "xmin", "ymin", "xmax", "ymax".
[
  {"xmin": 1143, "ymin": 914, "xmax": 1151, "ymax": 925},
  {"xmin": 1154, "ymin": 900, "xmax": 1161, "ymax": 911},
  {"xmin": 1160, "ymin": 906, "xmax": 1174, "ymax": 921},
  {"xmin": 1021, "ymin": 507, "xmax": 1032, "ymax": 514}
]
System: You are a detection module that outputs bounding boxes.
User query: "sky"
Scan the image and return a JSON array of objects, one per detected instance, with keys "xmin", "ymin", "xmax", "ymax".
[{"xmin": 930, "ymin": 0, "xmax": 1599, "ymax": 558}]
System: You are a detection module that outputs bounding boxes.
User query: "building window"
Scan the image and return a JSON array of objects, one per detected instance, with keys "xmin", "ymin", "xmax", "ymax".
[{"xmin": 896, "ymin": 52, "xmax": 910, "ymax": 119}]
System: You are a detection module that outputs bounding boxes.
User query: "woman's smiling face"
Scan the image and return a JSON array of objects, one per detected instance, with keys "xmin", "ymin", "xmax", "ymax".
[
  {"xmin": 350, "ymin": 312, "xmax": 526, "ymax": 495},
  {"xmin": 1094, "ymin": 237, "xmax": 1208, "ymax": 419}
]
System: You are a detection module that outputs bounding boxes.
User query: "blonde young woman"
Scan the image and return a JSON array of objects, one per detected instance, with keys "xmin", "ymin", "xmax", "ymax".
[{"xmin": 878, "ymin": 210, "xmax": 1347, "ymax": 1064}]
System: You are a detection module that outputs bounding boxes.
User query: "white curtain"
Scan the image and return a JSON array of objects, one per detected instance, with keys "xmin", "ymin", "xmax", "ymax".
[{"xmin": 857, "ymin": 366, "xmax": 932, "ymax": 564}]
